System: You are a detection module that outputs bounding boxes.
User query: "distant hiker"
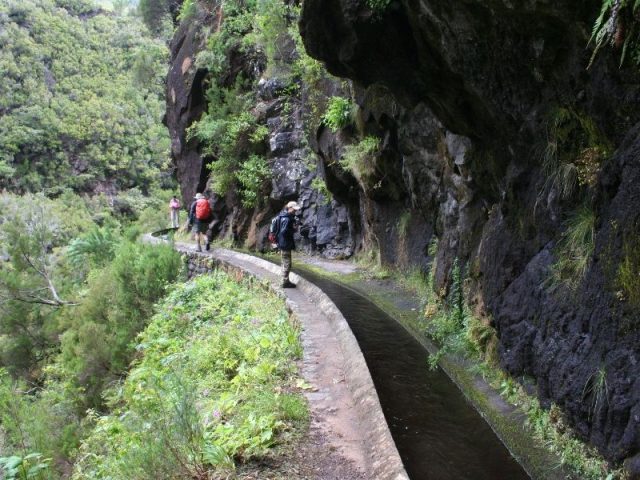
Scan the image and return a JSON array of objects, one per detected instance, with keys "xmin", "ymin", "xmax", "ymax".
[
  {"xmin": 190, "ymin": 193, "xmax": 211, "ymax": 252},
  {"xmin": 169, "ymin": 195, "xmax": 181, "ymax": 228},
  {"xmin": 275, "ymin": 200, "xmax": 301, "ymax": 288}
]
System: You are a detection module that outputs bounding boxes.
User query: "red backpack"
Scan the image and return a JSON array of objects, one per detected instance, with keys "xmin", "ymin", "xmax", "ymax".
[{"xmin": 195, "ymin": 198, "xmax": 211, "ymax": 220}]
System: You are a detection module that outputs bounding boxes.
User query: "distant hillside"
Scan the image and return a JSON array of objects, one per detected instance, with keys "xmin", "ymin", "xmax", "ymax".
[{"xmin": 0, "ymin": 0, "xmax": 169, "ymax": 196}]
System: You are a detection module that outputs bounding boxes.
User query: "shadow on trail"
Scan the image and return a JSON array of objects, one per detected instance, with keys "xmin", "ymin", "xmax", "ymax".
[{"xmin": 150, "ymin": 227, "xmax": 179, "ymax": 237}]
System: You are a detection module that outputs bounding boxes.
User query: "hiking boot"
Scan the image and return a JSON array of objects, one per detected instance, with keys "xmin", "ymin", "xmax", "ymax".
[
  {"xmin": 205, "ymin": 242, "xmax": 210, "ymax": 251},
  {"xmin": 196, "ymin": 245, "xmax": 202, "ymax": 252},
  {"xmin": 281, "ymin": 280, "xmax": 296, "ymax": 288}
]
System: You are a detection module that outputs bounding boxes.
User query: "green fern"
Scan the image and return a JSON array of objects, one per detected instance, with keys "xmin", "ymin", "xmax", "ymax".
[
  {"xmin": 589, "ymin": 0, "xmax": 640, "ymax": 68},
  {"xmin": 67, "ymin": 228, "xmax": 117, "ymax": 268}
]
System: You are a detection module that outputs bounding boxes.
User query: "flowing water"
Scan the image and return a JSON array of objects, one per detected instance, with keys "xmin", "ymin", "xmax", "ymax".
[{"xmin": 297, "ymin": 269, "xmax": 529, "ymax": 480}]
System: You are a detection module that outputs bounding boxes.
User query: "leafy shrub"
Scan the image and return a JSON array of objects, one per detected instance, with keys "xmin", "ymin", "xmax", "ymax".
[
  {"xmin": 73, "ymin": 272, "xmax": 307, "ymax": 479},
  {"xmin": 339, "ymin": 136, "xmax": 381, "ymax": 192},
  {"xmin": 0, "ymin": 452, "xmax": 51, "ymax": 480},
  {"xmin": 189, "ymin": 82, "xmax": 269, "ymax": 204},
  {"xmin": 322, "ymin": 97, "xmax": 353, "ymax": 132},
  {"xmin": 177, "ymin": 0, "xmax": 196, "ymax": 21},
  {"xmin": 0, "ymin": 193, "xmax": 94, "ymax": 375},
  {"xmin": 236, "ymin": 154, "xmax": 270, "ymax": 207},
  {"xmin": 252, "ymin": 0, "xmax": 290, "ymax": 75},
  {"xmin": 67, "ymin": 227, "xmax": 118, "ymax": 271},
  {"xmin": 58, "ymin": 240, "xmax": 182, "ymax": 408}
]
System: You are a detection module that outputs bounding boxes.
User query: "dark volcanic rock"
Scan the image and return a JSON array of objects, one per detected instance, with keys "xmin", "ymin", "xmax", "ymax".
[
  {"xmin": 167, "ymin": 0, "xmax": 640, "ymax": 467},
  {"xmin": 300, "ymin": 0, "xmax": 640, "ymax": 467},
  {"xmin": 165, "ymin": 10, "xmax": 357, "ymax": 258},
  {"xmin": 165, "ymin": 16, "xmax": 210, "ymax": 204}
]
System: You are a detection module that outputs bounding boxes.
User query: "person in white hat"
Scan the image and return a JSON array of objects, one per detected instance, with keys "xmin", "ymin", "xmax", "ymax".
[
  {"xmin": 275, "ymin": 200, "xmax": 301, "ymax": 288},
  {"xmin": 189, "ymin": 193, "xmax": 211, "ymax": 252}
]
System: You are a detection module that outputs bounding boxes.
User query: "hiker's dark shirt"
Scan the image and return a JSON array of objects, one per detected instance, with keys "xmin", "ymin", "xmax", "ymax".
[{"xmin": 276, "ymin": 210, "xmax": 296, "ymax": 251}]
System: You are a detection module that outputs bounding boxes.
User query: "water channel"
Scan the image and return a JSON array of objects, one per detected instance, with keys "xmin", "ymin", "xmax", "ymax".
[{"xmin": 296, "ymin": 268, "xmax": 529, "ymax": 480}]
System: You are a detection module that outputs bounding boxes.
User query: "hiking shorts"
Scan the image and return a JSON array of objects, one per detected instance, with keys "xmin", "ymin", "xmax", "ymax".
[{"xmin": 192, "ymin": 219, "xmax": 208, "ymax": 234}]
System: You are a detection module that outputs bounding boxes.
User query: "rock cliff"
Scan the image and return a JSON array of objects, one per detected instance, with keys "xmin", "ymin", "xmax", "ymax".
[
  {"xmin": 299, "ymin": 0, "xmax": 640, "ymax": 467},
  {"xmin": 166, "ymin": 0, "xmax": 640, "ymax": 470}
]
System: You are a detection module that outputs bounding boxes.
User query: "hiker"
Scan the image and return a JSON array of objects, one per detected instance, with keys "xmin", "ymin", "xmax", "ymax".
[
  {"xmin": 189, "ymin": 193, "xmax": 211, "ymax": 252},
  {"xmin": 276, "ymin": 200, "xmax": 301, "ymax": 288},
  {"xmin": 169, "ymin": 195, "xmax": 181, "ymax": 228}
]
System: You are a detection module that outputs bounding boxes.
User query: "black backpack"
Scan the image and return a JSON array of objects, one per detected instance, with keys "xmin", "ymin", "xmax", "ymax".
[{"xmin": 268, "ymin": 215, "xmax": 280, "ymax": 244}]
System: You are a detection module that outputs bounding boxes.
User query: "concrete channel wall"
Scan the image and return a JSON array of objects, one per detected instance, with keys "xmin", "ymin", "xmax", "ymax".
[{"xmin": 146, "ymin": 235, "xmax": 409, "ymax": 480}]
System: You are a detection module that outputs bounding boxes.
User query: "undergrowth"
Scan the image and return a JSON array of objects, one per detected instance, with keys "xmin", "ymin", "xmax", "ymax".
[
  {"xmin": 72, "ymin": 271, "xmax": 307, "ymax": 479},
  {"xmin": 322, "ymin": 97, "xmax": 353, "ymax": 132},
  {"xmin": 339, "ymin": 136, "xmax": 381, "ymax": 192},
  {"xmin": 538, "ymin": 107, "xmax": 610, "ymax": 205}
]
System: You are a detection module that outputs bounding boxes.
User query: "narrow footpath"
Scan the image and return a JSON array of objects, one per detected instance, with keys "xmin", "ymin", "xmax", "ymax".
[{"xmin": 153, "ymin": 236, "xmax": 409, "ymax": 480}]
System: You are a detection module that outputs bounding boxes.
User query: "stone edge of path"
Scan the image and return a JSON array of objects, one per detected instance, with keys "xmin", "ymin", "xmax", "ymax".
[
  {"xmin": 224, "ymin": 250, "xmax": 409, "ymax": 480},
  {"xmin": 144, "ymin": 236, "xmax": 409, "ymax": 480}
]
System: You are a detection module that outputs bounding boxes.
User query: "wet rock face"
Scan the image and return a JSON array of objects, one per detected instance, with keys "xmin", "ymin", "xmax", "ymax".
[
  {"xmin": 165, "ymin": 17, "xmax": 210, "ymax": 204},
  {"xmin": 301, "ymin": 0, "xmax": 640, "ymax": 466},
  {"xmin": 165, "ymin": 10, "xmax": 356, "ymax": 257}
]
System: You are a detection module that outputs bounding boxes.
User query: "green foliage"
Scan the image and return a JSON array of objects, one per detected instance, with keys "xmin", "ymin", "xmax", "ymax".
[
  {"xmin": 617, "ymin": 235, "xmax": 640, "ymax": 306},
  {"xmin": 582, "ymin": 366, "xmax": 609, "ymax": 420},
  {"xmin": 0, "ymin": 241, "xmax": 181, "ymax": 476},
  {"xmin": 397, "ymin": 211, "xmax": 411, "ymax": 239},
  {"xmin": 552, "ymin": 205, "xmax": 596, "ymax": 290},
  {"xmin": 424, "ymin": 259, "xmax": 471, "ymax": 368},
  {"xmin": 493, "ymin": 378, "xmax": 625, "ymax": 480},
  {"xmin": 339, "ymin": 136, "xmax": 381, "ymax": 191},
  {"xmin": 0, "ymin": 192, "xmax": 93, "ymax": 374},
  {"xmin": 251, "ymin": 0, "xmax": 290, "ymax": 75},
  {"xmin": 177, "ymin": 0, "xmax": 197, "ymax": 21},
  {"xmin": 187, "ymin": 0, "xmax": 284, "ymax": 208},
  {"xmin": 236, "ymin": 154, "xmax": 270, "ymax": 207},
  {"xmin": 137, "ymin": 0, "xmax": 173, "ymax": 35},
  {"xmin": 0, "ymin": 0, "xmax": 170, "ymax": 194},
  {"xmin": 589, "ymin": 0, "xmax": 640, "ymax": 68},
  {"xmin": 57, "ymin": 240, "xmax": 182, "ymax": 407},
  {"xmin": 366, "ymin": 0, "xmax": 392, "ymax": 14},
  {"xmin": 0, "ymin": 369, "xmax": 81, "ymax": 476},
  {"xmin": 322, "ymin": 97, "xmax": 353, "ymax": 132},
  {"xmin": 0, "ymin": 452, "xmax": 51, "ymax": 480},
  {"xmin": 73, "ymin": 272, "xmax": 307, "ymax": 479},
  {"xmin": 539, "ymin": 107, "xmax": 610, "ymax": 202},
  {"xmin": 311, "ymin": 176, "xmax": 333, "ymax": 205},
  {"xmin": 67, "ymin": 228, "xmax": 118, "ymax": 271}
]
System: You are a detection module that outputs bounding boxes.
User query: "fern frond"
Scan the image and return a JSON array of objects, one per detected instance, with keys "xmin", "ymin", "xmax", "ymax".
[{"xmin": 589, "ymin": 0, "xmax": 615, "ymax": 46}]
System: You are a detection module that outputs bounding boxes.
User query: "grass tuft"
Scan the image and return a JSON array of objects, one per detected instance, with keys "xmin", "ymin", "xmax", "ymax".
[{"xmin": 552, "ymin": 204, "xmax": 596, "ymax": 290}]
